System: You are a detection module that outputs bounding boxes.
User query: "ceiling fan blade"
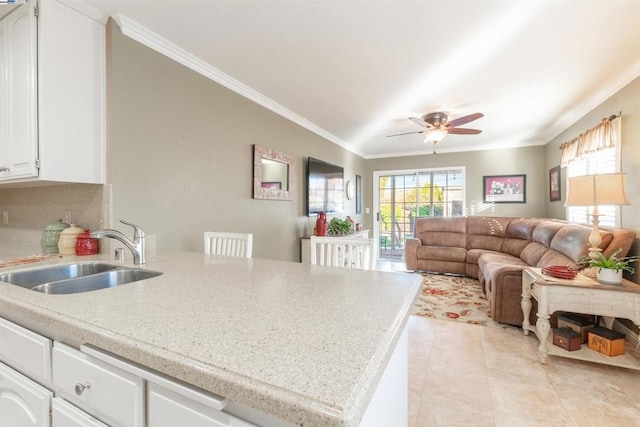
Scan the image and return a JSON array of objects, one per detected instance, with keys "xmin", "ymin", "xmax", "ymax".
[
  {"xmin": 386, "ymin": 130, "xmax": 425, "ymax": 137},
  {"xmin": 448, "ymin": 128, "xmax": 482, "ymax": 135},
  {"xmin": 447, "ymin": 112, "xmax": 484, "ymax": 128},
  {"xmin": 408, "ymin": 117, "xmax": 428, "ymax": 127}
]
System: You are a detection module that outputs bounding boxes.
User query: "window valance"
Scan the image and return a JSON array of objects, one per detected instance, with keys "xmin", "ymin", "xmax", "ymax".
[{"xmin": 560, "ymin": 115, "xmax": 620, "ymax": 166}]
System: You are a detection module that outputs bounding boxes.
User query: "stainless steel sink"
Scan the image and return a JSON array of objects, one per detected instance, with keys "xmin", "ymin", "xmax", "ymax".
[
  {"xmin": 0, "ymin": 262, "xmax": 118, "ymax": 287},
  {"xmin": 0, "ymin": 262, "xmax": 162, "ymax": 294}
]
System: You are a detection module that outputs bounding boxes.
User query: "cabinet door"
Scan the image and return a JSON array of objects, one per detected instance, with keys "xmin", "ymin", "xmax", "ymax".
[
  {"xmin": 37, "ymin": 0, "xmax": 105, "ymax": 184},
  {"xmin": 148, "ymin": 383, "xmax": 255, "ymax": 427},
  {"xmin": 0, "ymin": 362, "xmax": 52, "ymax": 427},
  {"xmin": 0, "ymin": 0, "xmax": 38, "ymax": 180},
  {"xmin": 0, "ymin": 317, "xmax": 52, "ymax": 387},
  {"xmin": 0, "ymin": 13, "xmax": 7, "ymax": 176},
  {"xmin": 52, "ymin": 398, "xmax": 107, "ymax": 427}
]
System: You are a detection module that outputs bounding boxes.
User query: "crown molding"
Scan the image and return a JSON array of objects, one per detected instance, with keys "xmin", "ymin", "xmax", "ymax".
[
  {"xmin": 111, "ymin": 14, "xmax": 365, "ymax": 158},
  {"xmin": 57, "ymin": 0, "xmax": 109, "ymax": 24},
  {"xmin": 542, "ymin": 58, "xmax": 640, "ymax": 145}
]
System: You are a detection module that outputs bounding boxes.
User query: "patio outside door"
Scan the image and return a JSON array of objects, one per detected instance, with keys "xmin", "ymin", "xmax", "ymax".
[{"xmin": 375, "ymin": 169, "xmax": 465, "ymax": 261}]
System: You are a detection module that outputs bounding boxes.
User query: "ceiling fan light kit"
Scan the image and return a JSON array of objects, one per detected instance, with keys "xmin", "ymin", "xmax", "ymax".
[
  {"xmin": 423, "ymin": 128, "xmax": 448, "ymax": 143},
  {"xmin": 387, "ymin": 111, "xmax": 484, "ymax": 153}
]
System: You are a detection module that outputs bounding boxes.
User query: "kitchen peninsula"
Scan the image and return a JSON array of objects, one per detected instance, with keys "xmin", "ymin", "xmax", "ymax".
[{"xmin": 0, "ymin": 251, "xmax": 421, "ymax": 426}]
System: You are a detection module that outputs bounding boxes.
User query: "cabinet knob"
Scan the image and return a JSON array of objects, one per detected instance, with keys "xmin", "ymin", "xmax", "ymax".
[
  {"xmin": 74, "ymin": 382, "xmax": 91, "ymax": 395},
  {"xmin": 0, "ymin": 167, "xmax": 9, "ymax": 172}
]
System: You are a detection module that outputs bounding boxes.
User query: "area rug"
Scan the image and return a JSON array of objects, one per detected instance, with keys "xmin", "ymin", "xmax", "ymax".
[{"xmin": 412, "ymin": 273, "xmax": 517, "ymax": 329}]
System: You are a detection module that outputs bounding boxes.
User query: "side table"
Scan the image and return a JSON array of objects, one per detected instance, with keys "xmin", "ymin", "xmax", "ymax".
[{"xmin": 521, "ymin": 267, "xmax": 640, "ymax": 370}]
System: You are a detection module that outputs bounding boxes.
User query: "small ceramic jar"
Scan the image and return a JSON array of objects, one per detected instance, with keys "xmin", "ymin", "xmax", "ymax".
[
  {"xmin": 41, "ymin": 219, "xmax": 70, "ymax": 254},
  {"xmin": 57, "ymin": 224, "xmax": 84, "ymax": 256},
  {"xmin": 75, "ymin": 230, "xmax": 99, "ymax": 256}
]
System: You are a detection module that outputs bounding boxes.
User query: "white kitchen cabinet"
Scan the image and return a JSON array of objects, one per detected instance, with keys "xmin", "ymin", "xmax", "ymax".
[
  {"xmin": 52, "ymin": 397, "xmax": 107, "ymax": 427},
  {"xmin": 0, "ymin": 362, "xmax": 52, "ymax": 427},
  {"xmin": 0, "ymin": 0, "xmax": 106, "ymax": 185},
  {"xmin": 0, "ymin": 0, "xmax": 38, "ymax": 180},
  {"xmin": 52, "ymin": 342, "xmax": 145, "ymax": 427},
  {"xmin": 0, "ymin": 317, "xmax": 52, "ymax": 387},
  {"xmin": 148, "ymin": 383, "xmax": 256, "ymax": 427}
]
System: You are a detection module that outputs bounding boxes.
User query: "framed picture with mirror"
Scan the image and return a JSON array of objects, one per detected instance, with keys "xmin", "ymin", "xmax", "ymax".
[{"xmin": 253, "ymin": 145, "xmax": 294, "ymax": 200}]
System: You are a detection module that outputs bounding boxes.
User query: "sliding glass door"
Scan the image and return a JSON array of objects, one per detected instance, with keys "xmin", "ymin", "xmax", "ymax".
[{"xmin": 375, "ymin": 168, "xmax": 465, "ymax": 260}]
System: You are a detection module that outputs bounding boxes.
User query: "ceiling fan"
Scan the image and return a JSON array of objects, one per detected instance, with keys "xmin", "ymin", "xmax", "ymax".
[{"xmin": 387, "ymin": 112, "xmax": 483, "ymax": 153}]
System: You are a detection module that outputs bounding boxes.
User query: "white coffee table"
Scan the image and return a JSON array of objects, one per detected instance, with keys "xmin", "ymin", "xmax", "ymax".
[{"xmin": 521, "ymin": 267, "xmax": 640, "ymax": 370}]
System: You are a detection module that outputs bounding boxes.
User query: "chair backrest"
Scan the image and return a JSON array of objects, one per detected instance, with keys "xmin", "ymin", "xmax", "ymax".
[
  {"xmin": 309, "ymin": 236, "xmax": 373, "ymax": 270},
  {"xmin": 204, "ymin": 232, "xmax": 253, "ymax": 258}
]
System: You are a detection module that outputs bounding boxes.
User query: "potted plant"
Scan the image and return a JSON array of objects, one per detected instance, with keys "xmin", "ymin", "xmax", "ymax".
[
  {"xmin": 580, "ymin": 248, "xmax": 639, "ymax": 284},
  {"xmin": 327, "ymin": 217, "xmax": 353, "ymax": 236}
]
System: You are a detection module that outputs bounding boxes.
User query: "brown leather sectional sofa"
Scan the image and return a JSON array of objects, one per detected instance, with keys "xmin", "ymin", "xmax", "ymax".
[{"xmin": 405, "ymin": 216, "xmax": 636, "ymax": 326}]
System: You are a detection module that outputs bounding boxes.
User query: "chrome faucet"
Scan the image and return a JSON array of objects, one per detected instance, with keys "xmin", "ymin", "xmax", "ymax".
[{"xmin": 90, "ymin": 220, "xmax": 146, "ymax": 265}]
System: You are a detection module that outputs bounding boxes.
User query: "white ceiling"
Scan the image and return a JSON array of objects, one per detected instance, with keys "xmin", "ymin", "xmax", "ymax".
[{"xmin": 88, "ymin": 0, "xmax": 640, "ymax": 158}]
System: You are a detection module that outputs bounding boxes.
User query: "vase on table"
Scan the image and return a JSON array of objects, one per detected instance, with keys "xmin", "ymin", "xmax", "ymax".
[{"xmin": 316, "ymin": 212, "xmax": 327, "ymax": 236}]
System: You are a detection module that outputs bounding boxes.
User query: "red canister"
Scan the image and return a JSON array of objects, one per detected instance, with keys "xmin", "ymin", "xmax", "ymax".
[{"xmin": 75, "ymin": 230, "xmax": 99, "ymax": 255}]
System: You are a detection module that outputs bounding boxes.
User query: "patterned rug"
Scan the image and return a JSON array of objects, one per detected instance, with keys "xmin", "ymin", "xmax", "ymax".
[{"xmin": 413, "ymin": 273, "xmax": 516, "ymax": 329}]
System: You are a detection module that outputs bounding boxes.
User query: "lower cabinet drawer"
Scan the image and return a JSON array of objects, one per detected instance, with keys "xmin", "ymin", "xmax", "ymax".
[
  {"xmin": 52, "ymin": 397, "xmax": 108, "ymax": 427},
  {"xmin": 52, "ymin": 342, "xmax": 144, "ymax": 427},
  {"xmin": 148, "ymin": 383, "xmax": 256, "ymax": 427},
  {"xmin": 0, "ymin": 317, "xmax": 52, "ymax": 386}
]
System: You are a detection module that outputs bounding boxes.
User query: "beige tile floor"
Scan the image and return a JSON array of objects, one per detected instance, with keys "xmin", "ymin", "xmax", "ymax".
[
  {"xmin": 376, "ymin": 260, "xmax": 640, "ymax": 426},
  {"xmin": 407, "ymin": 315, "xmax": 640, "ymax": 426}
]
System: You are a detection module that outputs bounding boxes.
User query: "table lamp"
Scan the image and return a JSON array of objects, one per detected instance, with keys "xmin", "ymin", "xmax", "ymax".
[{"xmin": 565, "ymin": 173, "xmax": 630, "ymax": 260}]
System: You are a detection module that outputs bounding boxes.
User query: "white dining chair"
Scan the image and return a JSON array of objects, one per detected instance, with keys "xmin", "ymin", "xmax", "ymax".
[
  {"xmin": 204, "ymin": 232, "xmax": 253, "ymax": 258},
  {"xmin": 309, "ymin": 236, "xmax": 373, "ymax": 270}
]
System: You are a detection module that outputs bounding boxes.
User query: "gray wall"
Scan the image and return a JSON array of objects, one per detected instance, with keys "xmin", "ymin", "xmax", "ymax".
[
  {"xmin": 108, "ymin": 23, "xmax": 365, "ymax": 261},
  {"xmin": 544, "ymin": 76, "xmax": 640, "ymax": 233},
  {"xmin": 363, "ymin": 146, "xmax": 547, "ymax": 231}
]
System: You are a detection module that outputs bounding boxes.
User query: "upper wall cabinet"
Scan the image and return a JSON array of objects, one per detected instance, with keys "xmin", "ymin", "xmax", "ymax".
[
  {"xmin": 0, "ymin": 0, "xmax": 106, "ymax": 185},
  {"xmin": 0, "ymin": 1, "xmax": 38, "ymax": 180}
]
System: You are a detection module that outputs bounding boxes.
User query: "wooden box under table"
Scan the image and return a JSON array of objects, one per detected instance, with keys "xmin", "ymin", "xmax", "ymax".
[
  {"xmin": 557, "ymin": 313, "xmax": 595, "ymax": 344},
  {"xmin": 552, "ymin": 327, "xmax": 582, "ymax": 351},
  {"xmin": 588, "ymin": 327, "xmax": 625, "ymax": 357}
]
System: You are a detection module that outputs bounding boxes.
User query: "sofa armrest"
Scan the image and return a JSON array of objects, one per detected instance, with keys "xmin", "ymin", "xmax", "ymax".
[{"xmin": 405, "ymin": 237, "xmax": 421, "ymax": 270}]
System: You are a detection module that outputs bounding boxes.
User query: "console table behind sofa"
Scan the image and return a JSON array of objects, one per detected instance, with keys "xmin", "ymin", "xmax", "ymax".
[{"xmin": 405, "ymin": 217, "xmax": 636, "ymax": 325}]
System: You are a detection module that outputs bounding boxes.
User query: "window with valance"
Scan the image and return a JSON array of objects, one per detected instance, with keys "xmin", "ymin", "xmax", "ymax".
[{"xmin": 560, "ymin": 116, "xmax": 621, "ymax": 227}]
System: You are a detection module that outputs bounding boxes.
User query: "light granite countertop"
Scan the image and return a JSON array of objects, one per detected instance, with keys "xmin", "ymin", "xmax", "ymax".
[{"xmin": 0, "ymin": 251, "xmax": 421, "ymax": 426}]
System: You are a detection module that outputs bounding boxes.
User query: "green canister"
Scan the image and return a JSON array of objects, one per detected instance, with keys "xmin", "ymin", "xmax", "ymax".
[{"xmin": 41, "ymin": 219, "xmax": 70, "ymax": 254}]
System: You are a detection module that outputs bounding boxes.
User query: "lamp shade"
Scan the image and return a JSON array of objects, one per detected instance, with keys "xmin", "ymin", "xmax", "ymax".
[{"xmin": 564, "ymin": 173, "xmax": 630, "ymax": 207}]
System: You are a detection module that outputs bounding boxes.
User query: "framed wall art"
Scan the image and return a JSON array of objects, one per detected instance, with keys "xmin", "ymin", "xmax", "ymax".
[
  {"xmin": 549, "ymin": 166, "xmax": 561, "ymax": 202},
  {"xmin": 253, "ymin": 145, "xmax": 293, "ymax": 201},
  {"xmin": 482, "ymin": 174, "xmax": 526, "ymax": 203}
]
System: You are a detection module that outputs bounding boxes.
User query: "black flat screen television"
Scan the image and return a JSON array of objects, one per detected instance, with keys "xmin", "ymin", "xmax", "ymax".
[{"xmin": 307, "ymin": 157, "xmax": 344, "ymax": 215}]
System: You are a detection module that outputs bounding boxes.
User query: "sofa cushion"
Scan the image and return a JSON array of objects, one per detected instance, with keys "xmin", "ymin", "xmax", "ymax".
[
  {"xmin": 467, "ymin": 217, "xmax": 512, "ymax": 252},
  {"xmin": 537, "ymin": 250, "xmax": 575, "ymax": 268},
  {"xmin": 415, "ymin": 217, "xmax": 467, "ymax": 248},
  {"xmin": 416, "ymin": 245, "xmax": 466, "ymax": 262},
  {"xmin": 532, "ymin": 220, "xmax": 564, "ymax": 247},
  {"xmin": 520, "ymin": 242, "xmax": 550, "ymax": 266},
  {"xmin": 478, "ymin": 251, "xmax": 525, "ymax": 271},
  {"xmin": 548, "ymin": 224, "xmax": 594, "ymax": 263},
  {"xmin": 501, "ymin": 218, "xmax": 538, "ymax": 257}
]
